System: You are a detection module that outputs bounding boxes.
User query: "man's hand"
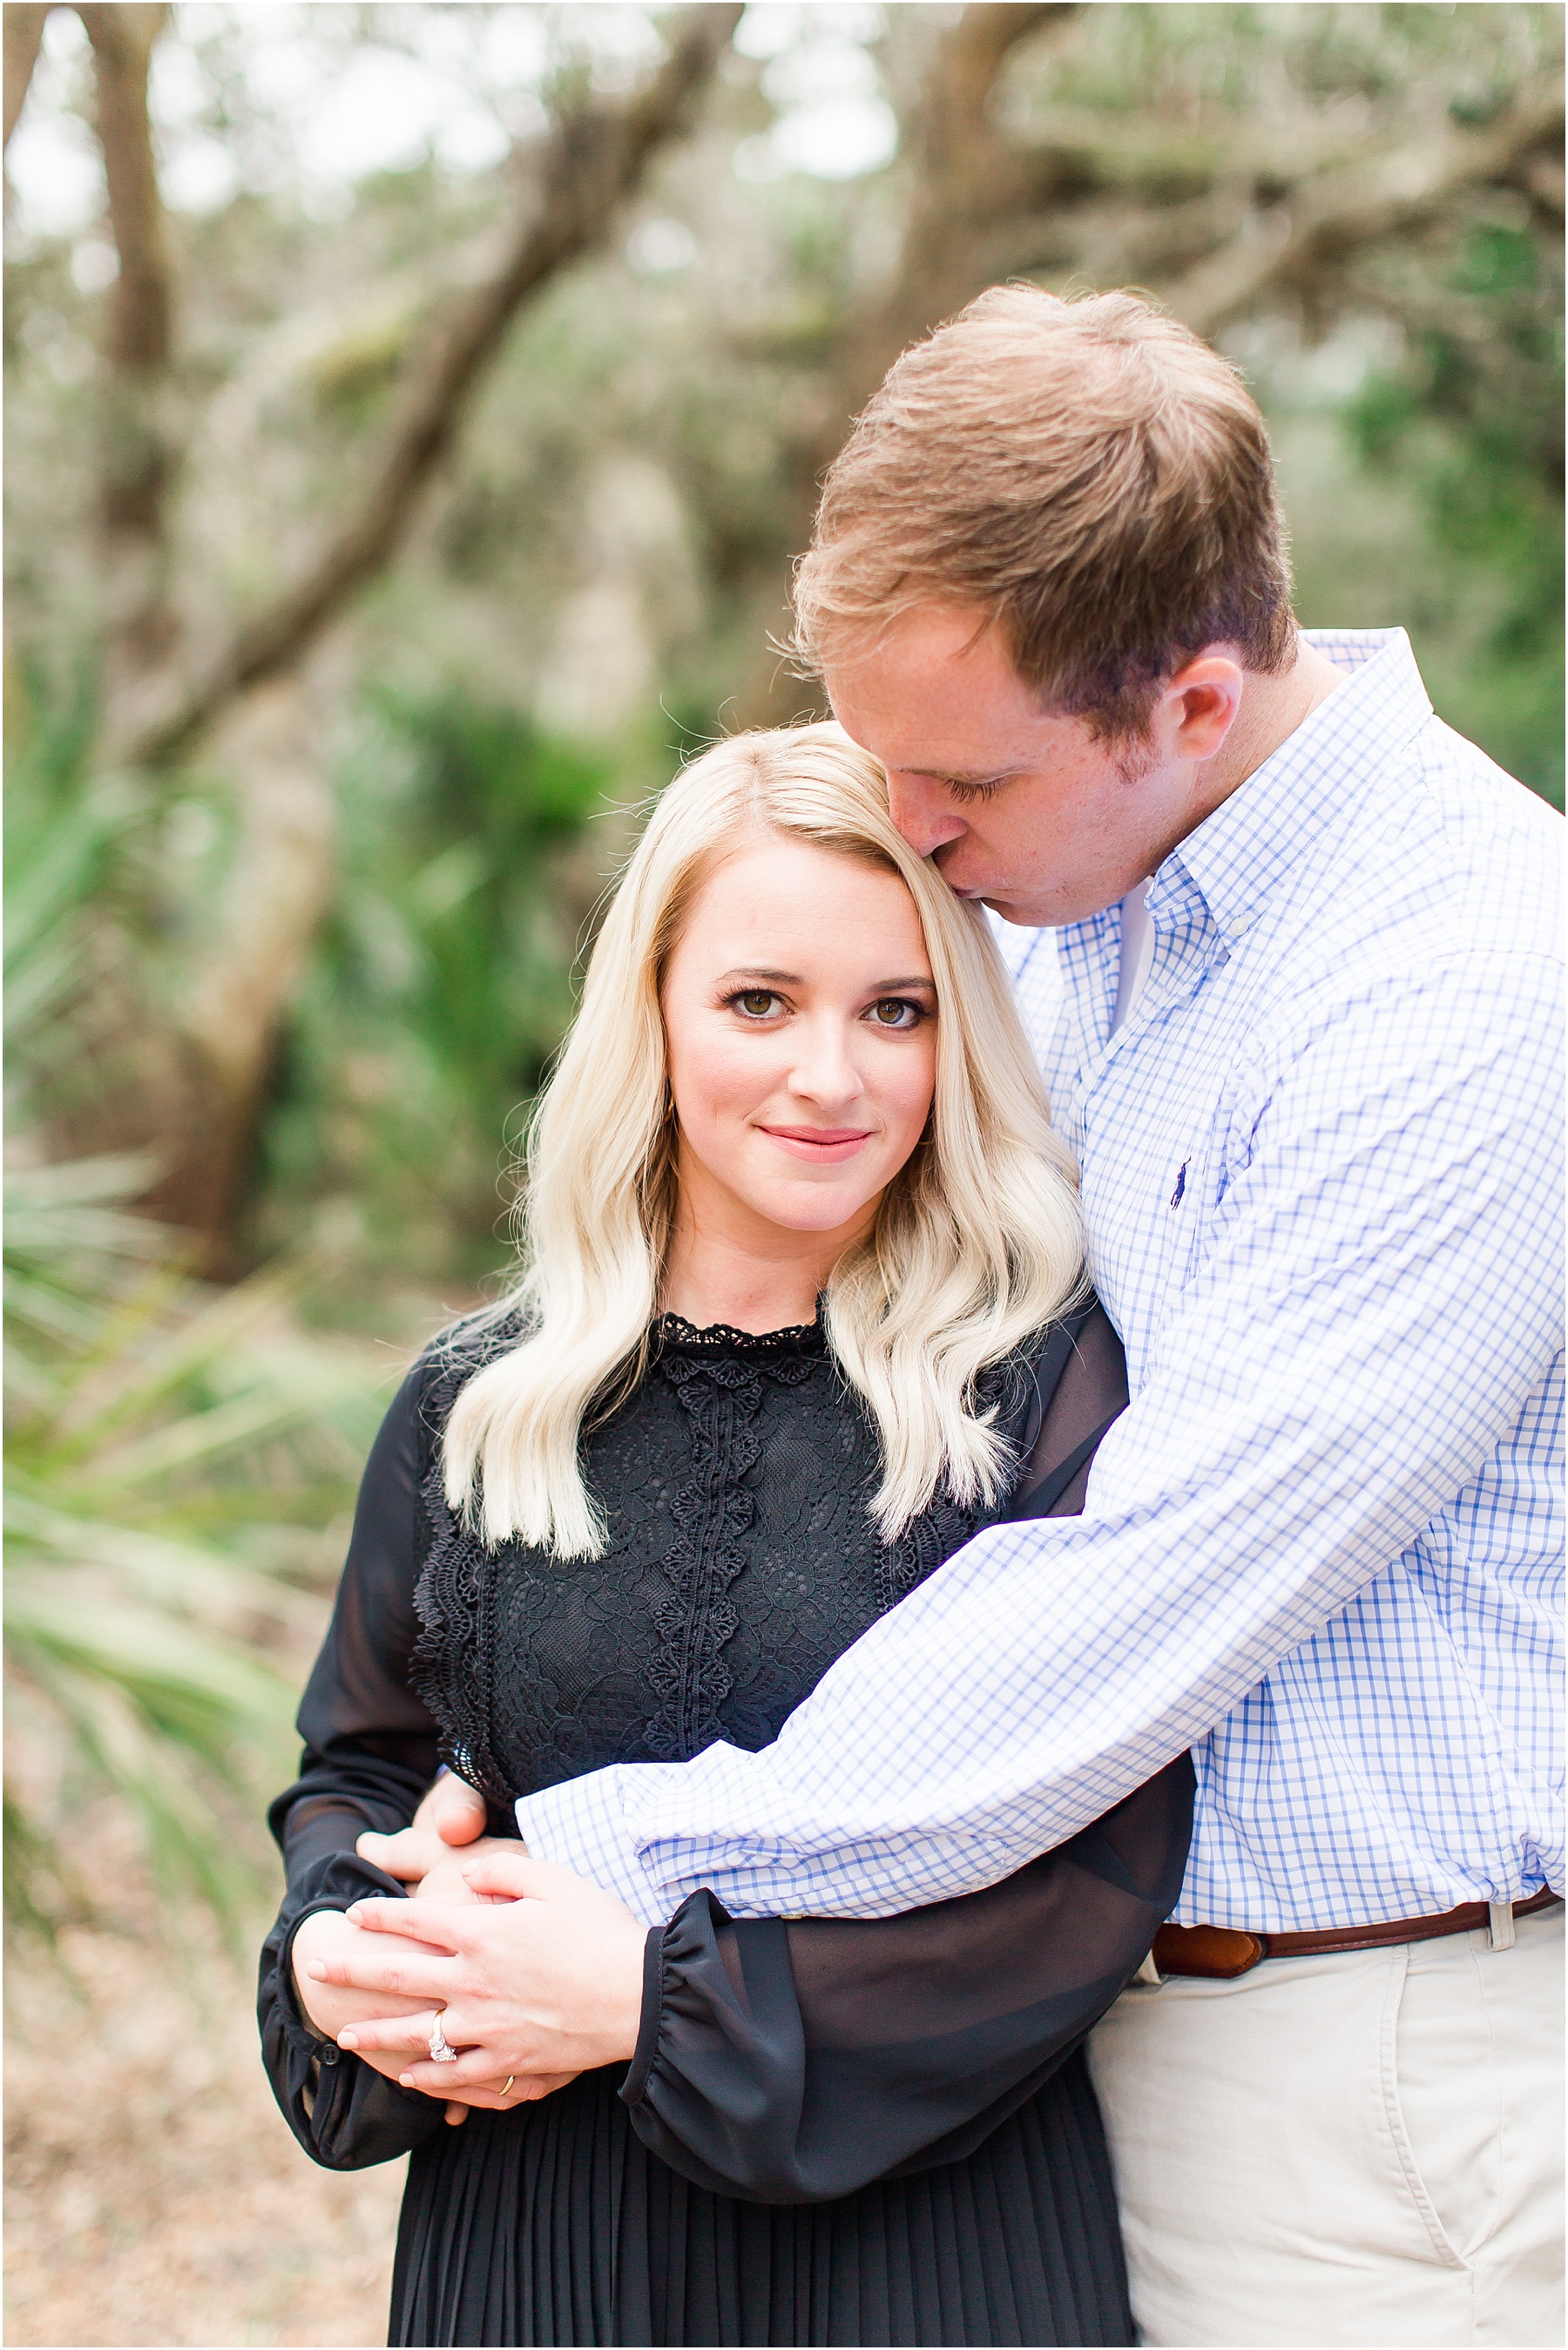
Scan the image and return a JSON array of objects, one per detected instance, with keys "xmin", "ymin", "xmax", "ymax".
[
  {"xmin": 359, "ymin": 1830, "xmax": 523, "ymax": 1898},
  {"xmin": 410, "ymin": 1850, "xmax": 518, "ymax": 1905},
  {"xmin": 357, "ymin": 1769, "xmax": 499, "ymax": 1889},
  {"xmin": 419, "ymin": 1769, "xmax": 490, "ymax": 1844},
  {"xmin": 302, "ymin": 1853, "xmax": 647, "ymax": 2097}
]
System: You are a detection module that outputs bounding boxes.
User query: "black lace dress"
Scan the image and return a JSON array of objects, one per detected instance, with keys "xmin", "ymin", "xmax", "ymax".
[{"xmin": 260, "ymin": 1302, "xmax": 1192, "ymax": 2348}]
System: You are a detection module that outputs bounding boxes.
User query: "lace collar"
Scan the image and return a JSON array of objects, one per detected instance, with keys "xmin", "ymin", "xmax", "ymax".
[{"xmin": 652, "ymin": 1311, "xmax": 827, "ymax": 1361}]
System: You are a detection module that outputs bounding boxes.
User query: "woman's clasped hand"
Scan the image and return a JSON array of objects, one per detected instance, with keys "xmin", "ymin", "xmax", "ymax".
[
  {"xmin": 301, "ymin": 1852, "xmax": 647, "ymax": 2103},
  {"xmin": 292, "ymin": 1769, "xmax": 645, "ymax": 2124}
]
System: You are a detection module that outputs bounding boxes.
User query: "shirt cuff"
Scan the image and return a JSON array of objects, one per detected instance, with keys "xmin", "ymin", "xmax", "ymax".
[{"xmin": 514, "ymin": 1768, "xmax": 673, "ymax": 1926}]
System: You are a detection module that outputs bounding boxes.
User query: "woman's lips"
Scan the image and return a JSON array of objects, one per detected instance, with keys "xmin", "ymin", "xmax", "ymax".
[{"xmin": 758, "ymin": 1125, "xmax": 873, "ymax": 1164}]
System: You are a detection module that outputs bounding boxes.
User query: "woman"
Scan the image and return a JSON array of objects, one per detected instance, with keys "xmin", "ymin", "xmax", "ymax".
[{"xmin": 260, "ymin": 723, "xmax": 1192, "ymax": 2347}]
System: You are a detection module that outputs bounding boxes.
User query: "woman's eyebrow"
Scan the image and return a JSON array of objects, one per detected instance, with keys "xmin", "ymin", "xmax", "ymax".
[{"xmin": 712, "ymin": 967, "xmax": 936, "ymax": 992}]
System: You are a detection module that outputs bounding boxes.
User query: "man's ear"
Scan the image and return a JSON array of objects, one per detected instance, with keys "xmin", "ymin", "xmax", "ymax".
[{"xmin": 1163, "ymin": 653, "xmax": 1245, "ymax": 762}]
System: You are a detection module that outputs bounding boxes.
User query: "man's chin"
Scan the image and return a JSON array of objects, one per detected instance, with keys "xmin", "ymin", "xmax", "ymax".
[{"xmin": 977, "ymin": 890, "xmax": 1055, "ymax": 930}]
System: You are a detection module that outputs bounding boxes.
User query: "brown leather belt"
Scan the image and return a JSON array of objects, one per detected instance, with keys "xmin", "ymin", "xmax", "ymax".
[{"xmin": 1152, "ymin": 1886, "xmax": 1564, "ymax": 1981}]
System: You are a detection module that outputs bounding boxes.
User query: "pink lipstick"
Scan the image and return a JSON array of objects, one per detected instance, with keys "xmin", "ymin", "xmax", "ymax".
[{"xmin": 759, "ymin": 1125, "xmax": 872, "ymax": 1163}]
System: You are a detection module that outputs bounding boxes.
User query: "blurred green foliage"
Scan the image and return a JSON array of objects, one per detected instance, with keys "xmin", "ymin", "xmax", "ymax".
[
  {"xmin": 258, "ymin": 692, "xmax": 617, "ymax": 1278},
  {"xmin": 1343, "ymin": 222, "xmax": 1564, "ymax": 803},
  {"xmin": 3, "ymin": 1155, "xmax": 377, "ymax": 1948}
]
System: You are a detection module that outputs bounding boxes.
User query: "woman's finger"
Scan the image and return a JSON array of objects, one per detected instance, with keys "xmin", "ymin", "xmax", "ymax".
[
  {"xmin": 395, "ymin": 2048, "xmax": 517, "ymax": 2093},
  {"xmin": 345, "ymin": 1896, "xmax": 478, "ymax": 1949},
  {"xmin": 440, "ymin": 2073, "xmax": 578, "ymax": 2116},
  {"xmin": 338, "ymin": 2010, "xmax": 443, "ymax": 2055},
  {"xmin": 302, "ymin": 1946, "xmax": 456, "ymax": 2002},
  {"xmin": 442, "ymin": 2081, "xmax": 520, "ymax": 2109}
]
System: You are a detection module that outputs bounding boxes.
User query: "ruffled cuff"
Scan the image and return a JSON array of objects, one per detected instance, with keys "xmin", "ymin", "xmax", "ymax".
[
  {"xmin": 618, "ymin": 1920, "xmax": 667, "ymax": 2110},
  {"xmin": 257, "ymin": 1851, "xmax": 447, "ymax": 2171},
  {"xmin": 618, "ymin": 1890, "xmax": 817, "ymax": 2204}
]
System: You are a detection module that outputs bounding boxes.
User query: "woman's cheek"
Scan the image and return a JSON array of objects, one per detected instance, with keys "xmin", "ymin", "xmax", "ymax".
[
  {"xmin": 704, "ymin": 1039, "xmax": 778, "ymax": 1132},
  {"xmin": 673, "ymin": 1038, "xmax": 781, "ymax": 1164},
  {"xmin": 879, "ymin": 1043, "xmax": 937, "ymax": 1157}
]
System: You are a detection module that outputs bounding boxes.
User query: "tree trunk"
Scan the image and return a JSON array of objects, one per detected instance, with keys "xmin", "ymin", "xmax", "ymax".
[
  {"xmin": 114, "ymin": 3, "xmax": 745, "ymax": 772},
  {"xmin": 78, "ymin": 4, "xmax": 179, "ymax": 733},
  {"xmin": 143, "ymin": 681, "xmax": 337, "ymax": 1270}
]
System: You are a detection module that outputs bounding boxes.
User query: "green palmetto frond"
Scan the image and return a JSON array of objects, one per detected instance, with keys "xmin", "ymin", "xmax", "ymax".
[{"xmin": 3, "ymin": 1154, "xmax": 385, "ymax": 1954}]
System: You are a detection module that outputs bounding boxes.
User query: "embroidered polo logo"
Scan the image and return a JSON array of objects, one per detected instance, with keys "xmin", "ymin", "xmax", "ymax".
[{"xmin": 1170, "ymin": 1161, "xmax": 1188, "ymax": 1209}]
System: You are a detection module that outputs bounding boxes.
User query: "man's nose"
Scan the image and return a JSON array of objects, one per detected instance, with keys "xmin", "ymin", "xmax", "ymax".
[{"xmin": 887, "ymin": 774, "xmax": 968, "ymax": 860}]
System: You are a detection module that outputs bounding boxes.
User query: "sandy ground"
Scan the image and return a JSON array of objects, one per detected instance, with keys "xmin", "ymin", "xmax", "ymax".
[{"xmin": 4, "ymin": 1891, "xmax": 409, "ymax": 2349}]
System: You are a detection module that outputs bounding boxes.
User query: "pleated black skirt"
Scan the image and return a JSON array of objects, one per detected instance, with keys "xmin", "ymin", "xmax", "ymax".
[{"xmin": 389, "ymin": 2049, "xmax": 1132, "ymax": 2347}]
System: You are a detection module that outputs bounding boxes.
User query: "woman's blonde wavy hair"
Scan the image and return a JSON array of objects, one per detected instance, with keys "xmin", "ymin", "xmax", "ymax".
[{"xmin": 443, "ymin": 721, "xmax": 1083, "ymax": 1558}]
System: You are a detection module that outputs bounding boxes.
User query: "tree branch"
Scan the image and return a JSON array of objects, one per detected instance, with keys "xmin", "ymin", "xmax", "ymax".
[
  {"xmin": 889, "ymin": 4, "xmax": 1078, "ymax": 324},
  {"xmin": 118, "ymin": 2, "xmax": 743, "ymax": 772},
  {"xmin": 802, "ymin": 4, "xmax": 1078, "ymax": 471},
  {"xmin": 77, "ymin": 3, "xmax": 179, "ymax": 705},
  {"xmin": 78, "ymin": 7, "xmax": 170, "ymax": 373},
  {"xmin": 735, "ymin": 3, "xmax": 1079, "ymax": 725},
  {"xmin": 1162, "ymin": 91, "xmax": 1565, "ymax": 341},
  {"xmin": 3, "ymin": 2, "xmax": 49, "ymax": 152}
]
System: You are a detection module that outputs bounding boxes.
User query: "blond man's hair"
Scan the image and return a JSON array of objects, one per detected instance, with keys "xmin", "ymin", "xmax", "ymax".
[
  {"xmin": 794, "ymin": 285, "xmax": 1295, "ymax": 735},
  {"xmin": 442, "ymin": 721, "xmax": 1083, "ymax": 1559}
]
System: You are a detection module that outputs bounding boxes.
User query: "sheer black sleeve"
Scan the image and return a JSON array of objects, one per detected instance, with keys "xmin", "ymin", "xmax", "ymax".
[
  {"xmin": 257, "ymin": 1362, "xmax": 507, "ymax": 2171},
  {"xmin": 619, "ymin": 1298, "xmax": 1195, "ymax": 2204}
]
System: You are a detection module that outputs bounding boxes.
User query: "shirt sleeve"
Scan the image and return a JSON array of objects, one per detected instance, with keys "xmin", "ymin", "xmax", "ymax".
[{"xmin": 518, "ymin": 954, "xmax": 1564, "ymax": 1920}]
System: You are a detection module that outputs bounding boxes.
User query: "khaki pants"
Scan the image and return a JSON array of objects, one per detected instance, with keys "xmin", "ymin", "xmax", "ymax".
[{"xmin": 1087, "ymin": 1905, "xmax": 1564, "ymax": 2347}]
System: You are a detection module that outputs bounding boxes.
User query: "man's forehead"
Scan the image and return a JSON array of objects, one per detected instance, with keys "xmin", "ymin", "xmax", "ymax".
[
  {"xmin": 829, "ymin": 684, "xmax": 1071, "ymax": 782},
  {"xmin": 823, "ymin": 609, "xmax": 1064, "ymax": 773}
]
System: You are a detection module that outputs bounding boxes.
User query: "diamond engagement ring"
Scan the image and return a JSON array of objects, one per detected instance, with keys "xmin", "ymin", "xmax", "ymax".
[{"xmin": 428, "ymin": 2015, "xmax": 458, "ymax": 2064}]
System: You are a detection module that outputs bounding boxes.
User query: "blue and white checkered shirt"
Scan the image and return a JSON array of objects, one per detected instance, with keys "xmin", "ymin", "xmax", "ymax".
[{"xmin": 517, "ymin": 631, "xmax": 1565, "ymax": 1932}]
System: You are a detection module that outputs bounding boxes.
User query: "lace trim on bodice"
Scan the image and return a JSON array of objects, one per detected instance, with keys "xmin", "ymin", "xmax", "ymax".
[
  {"xmin": 644, "ymin": 1324, "xmax": 818, "ymax": 1761},
  {"xmin": 408, "ymin": 1345, "xmax": 511, "ymax": 1804},
  {"xmin": 409, "ymin": 1316, "xmax": 834, "ymax": 1803}
]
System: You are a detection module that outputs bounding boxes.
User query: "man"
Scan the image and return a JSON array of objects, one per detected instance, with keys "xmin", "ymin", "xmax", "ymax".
[{"xmin": 335, "ymin": 288, "xmax": 1564, "ymax": 2347}]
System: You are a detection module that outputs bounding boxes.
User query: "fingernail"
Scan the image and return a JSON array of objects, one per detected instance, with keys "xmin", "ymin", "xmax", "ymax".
[
  {"xmin": 399, "ymin": 2074, "xmax": 415, "ymax": 2088},
  {"xmin": 305, "ymin": 1961, "xmax": 326, "ymax": 1978},
  {"xmin": 339, "ymin": 2031, "xmax": 359, "ymax": 2049}
]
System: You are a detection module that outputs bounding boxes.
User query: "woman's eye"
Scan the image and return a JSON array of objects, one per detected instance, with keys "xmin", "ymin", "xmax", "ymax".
[
  {"xmin": 868, "ymin": 998, "xmax": 924, "ymax": 1029},
  {"xmin": 733, "ymin": 991, "xmax": 782, "ymax": 1019}
]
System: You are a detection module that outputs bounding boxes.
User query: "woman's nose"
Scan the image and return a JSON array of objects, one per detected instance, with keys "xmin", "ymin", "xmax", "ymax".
[{"xmin": 786, "ymin": 1018, "xmax": 862, "ymax": 1109}]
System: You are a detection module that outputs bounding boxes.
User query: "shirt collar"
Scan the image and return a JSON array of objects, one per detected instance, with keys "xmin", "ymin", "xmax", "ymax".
[{"xmin": 1148, "ymin": 628, "xmax": 1433, "ymax": 944}]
